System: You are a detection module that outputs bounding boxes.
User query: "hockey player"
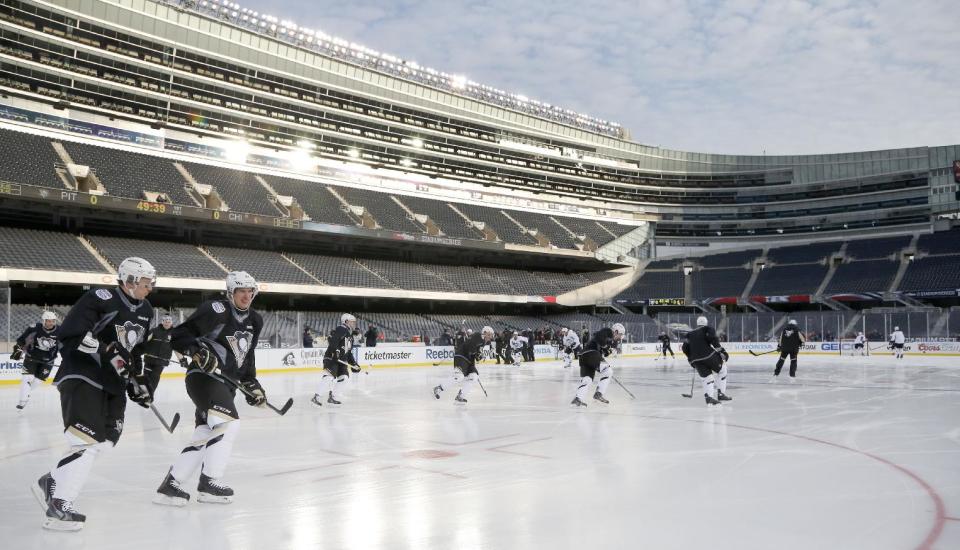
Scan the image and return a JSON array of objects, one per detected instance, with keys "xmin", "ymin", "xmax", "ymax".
[
  {"xmin": 571, "ymin": 323, "xmax": 625, "ymax": 406},
  {"xmin": 681, "ymin": 316, "xmax": 731, "ymax": 406},
  {"xmin": 154, "ymin": 271, "xmax": 265, "ymax": 507},
  {"xmin": 13, "ymin": 310, "xmax": 60, "ymax": 410},
  {"xmin": 433, "ymin": 326, "xmax": 495, "ymax": 403},
  {"xmin": 32, "ymin": 257, "xmax": 156, "ymax": 530},
  {"xmin": 657, "ymin": 331, "xmax": 675, "ymax": 360},
  {"xmin": 561, "ymin": 327, "xmax": 582, "ymax": 369},
  {"xmin": 889, "ymin": 326, "xmax": 906, "ymax": 359},
  {"xmin": 311, "ymin": 313, "xmax": 361, "ymax": 406},
  {"xmin": 853, "ymin": 331, "xmax": 867, "ymax": 356},
  {"xmin": 141, "ymin": 314, "xmax": 175, "ymax": 400},
  {"xmin": 772, "ymin": 319, "xmax": 805, "ymax": 382},
  {"xmin": 509, "ymin": 332, "xmax": 528, "ymax": 366}
]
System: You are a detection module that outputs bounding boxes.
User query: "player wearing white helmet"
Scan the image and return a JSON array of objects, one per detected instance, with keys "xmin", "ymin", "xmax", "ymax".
[
  {"xmin": 32, "ymin": 257, "xmax": 155, "ymax": 530},
  {"xmin": 509, "ymin": 331, "xmax": 528, "ymax": 366},
  {"xmin": 571, "ymin": 323, "xmax": 625, "ymax": 406},
  {"xmin": 13, "ymin": 310, "xmax": 60, "ymax": 410},
  {"xmin": 560, "ymin": 327, "xmax": 582, "ymax": 369},
  {"xmin": 681, "ymin": 316, "xmax": 731, "ymax": 405},
  {"xmin": 853, "ymin": 331, "xmax": 867, "ymax": 356},
  {"xmin": 142, "ymin": 314, "xmax": 176, "ymax": 402},
  {"xmin": 434, "ymin": 326, "xmax": 496, "ymax": 403},
  {"xmin": 888, "ymin": 326, "xmax": 905, "ymax": 359},
  {"xmin": 154, "ymin": 271, "xmax": 264, "ymax": 508},
  {"xmin": 312, "ymin": 313, "xmax": 361, "ymax": 406},
  {"xmin": 772, "ymin": 319, "xmax": 805, "ymax": 382}
]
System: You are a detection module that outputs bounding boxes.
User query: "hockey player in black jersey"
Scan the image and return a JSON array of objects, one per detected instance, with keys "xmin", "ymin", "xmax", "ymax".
[
  {"xmin": 154, "ymin": 271, "xmax": 265, "ymax": 507},
  {"xmin": 657, "ymin": 331, "xmax": 675, "ymax": 360},
  {"xmin": 31, "ymin": 257, "xmax": 156, "ymax": 531},
  {"xmin": 14, "ymin": 310, "xmax": 60, "ymax": 410},
  {"xmin": 311, "ymin": 313, "xmax": 361, "ymax": 406},
  {"xmin": 571, "ymin": 323, "xmax": 625, "ymax": 407},
  {"xmin": 433, "ymin": 326, "xmax": 495, "ymax": 403},
  {"xmin": 771, "ymin": 319, "xmax": 805, "ymax": 383},
  {"xmin": 681, "ymin": 316, "xmax": 731, "ymax": 406},
  {"xmin": 141, "ymin": 314, "xmax": 175, "ymax": 400}
]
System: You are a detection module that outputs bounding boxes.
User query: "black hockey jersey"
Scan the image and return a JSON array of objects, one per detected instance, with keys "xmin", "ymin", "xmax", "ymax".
[
  {"xmin": 170, "ymin": 299, "xmax": 262, "ymax": 383},
  {"xmin": 658, "ymin": 334, "xmax": 672, "ymax": 347},
  {"xmin": 779, "ymin": 327, "xmax": 804, "ymax": 353},
  {"xmin": 16, "ymin": 323, "xmax": 60, "ymax": 364},
  {"xmin": 584, "ymin": 327, "xmax": 616, "ymax": 355},
  {"xmin": 324, "ymin": 324, "xmax": 358, "ymax": 366},
  {"xmin": 455, "ymin": 332, "xmax": 485, "ymax": 366},
  {"xmin": 681, "ymin": 325, "xmax": 722, "ymax": 365},
  {"xmin": 143, "ymin": 325, "xmax": 174, "ymax": 363},
  {"xmin": 54, "ymin": 287, "xmax": 154, "ymax": 396}
]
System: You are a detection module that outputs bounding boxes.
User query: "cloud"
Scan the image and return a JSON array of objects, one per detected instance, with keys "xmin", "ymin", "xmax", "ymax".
[{"xmin": 252, "ymin": 0, "xmax": 959, "ymax": 154}]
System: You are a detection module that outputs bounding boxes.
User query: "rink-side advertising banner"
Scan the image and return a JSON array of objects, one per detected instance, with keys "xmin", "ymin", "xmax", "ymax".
[{"xmin": 5, "ymin": 341, "xmax": 960, "ymax": 382}]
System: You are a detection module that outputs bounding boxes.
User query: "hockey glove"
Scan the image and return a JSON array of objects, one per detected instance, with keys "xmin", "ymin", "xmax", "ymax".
[
  {"xmin": 602, "ymin": 347, "xmax": 612, "ymax": 357},
  {"xmin": 106, "ymin": 343, "xmax": 134, "ymax": 379},
  {"xmin": 10, "ymin": 344, "xmax": 23, "ymax": 361},
  {"xmin": 719, "ymin": 347, "xmax": 730, "ymax": 362},
  {"xmin": 241, "ymin": 378, "xmax": 266, "ymax": 407},
  {"xmin": 189, "ymin": 342, "xmax": 220, "ymax": 373},
  {"xmin": 349, "ymin": 362, "xmax": 362, "ymax": 374},
  {"xmin": 126, "ymin": 376, "xmax": 153, "ymax": 408},
  {"xmin": 78, "ymin": 331, "xmax": 99, "ymax": 355}
]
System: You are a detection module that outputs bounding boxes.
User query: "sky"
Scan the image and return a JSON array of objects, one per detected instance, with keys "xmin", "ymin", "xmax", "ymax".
[{"xmin": 248, "ymin": 0, "xmax": 959, "ymax": 155}]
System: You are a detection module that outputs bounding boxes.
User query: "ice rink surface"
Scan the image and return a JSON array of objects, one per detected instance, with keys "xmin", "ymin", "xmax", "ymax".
[{"xmin": 1, "ymin": 352, "xmax": 958, "ymax": 550}]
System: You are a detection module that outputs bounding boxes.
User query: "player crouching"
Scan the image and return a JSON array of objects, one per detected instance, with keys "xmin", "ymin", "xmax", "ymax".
[
  {"xmin": 681, "ymin": 316, "xmax": 731, "ymax": 406},
  {"xmin": 571, "ymin": 323, "xmax": 624, "ymax": 407},
  {"xmin": 560, "ymin": 327, "xmax": 582, "ymax": 368},
  {"xmin": 434, "ymin": 326, "xmax": 495, "ymax": 403},
  {"xmin": 154, "ymin": 271, "xmax": 265, "ymax": 506}
]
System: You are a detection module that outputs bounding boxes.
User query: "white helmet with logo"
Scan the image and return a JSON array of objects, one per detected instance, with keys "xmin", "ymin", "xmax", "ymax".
[
  {"xmin": 696, "ymin": 316, "xmax": 708, "ymax": 327},
  {"xmin": 226, "ymin": 271, "xmax": 258, "ymax": 309},
  {"xmin": 611, "ymin": 323, "xmax": 626, "ymax": 337},
  {"xmin": 341, "ymin": 313, "xmax": 357, "ymax": 326},
  {"xmin": 160, "ymin": 314, "xmax": 174, "ymax": 324},
  {"xmin": 41, "ymin": 310, "xmax": 58, "ymax": 322},
  {"xmin": 481, "ymin": 326, "xmax": 495, "ymax": 338},
  {"xmin": 118, "ymin": 257, "xmax": 156, "ymax": 287}
]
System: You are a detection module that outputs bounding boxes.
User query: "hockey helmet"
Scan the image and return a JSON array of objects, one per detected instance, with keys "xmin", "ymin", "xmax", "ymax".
[
  {"xmin": 560, "ymin": 327, "xmax": 568, "ymax": 334},
  {"xmin": 341, "ymin": 313, "xmax": 357, "ymax": 327},
  {"xmin": 696, "ymin": 316, "xmax": 708, "ymax": 327},
  {"xmin": 41, "ymin": 310, "xmax": 58, "ymax": 322},
  {"xmin": 481, "ymin": 326, "xmax": 495, "ymax": 339},
  {"xmin": 118, "ymin": 257, "xmax": 156, "ymax": 287},
  {"xmin": 160, "ymin": 314, "xmax": 174, "ymax": 325},
  {"xmin": 788, "ymin": 319, "xmax": 798, "ymax": 326},
  {"xmin": 893, "ymin": 326, "xmax": 900, "ymax": 331},
  {"xmin": 226, "ymin": 271, "xmax": 258, "ymax": 309},
  {"xmin": 611, "ymin": 323, "xmax": 626, "ymax": 337}
]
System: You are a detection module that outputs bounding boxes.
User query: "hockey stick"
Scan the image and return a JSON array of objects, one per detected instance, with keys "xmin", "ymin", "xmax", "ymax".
[
  {"xmin": 612, "ymin": 376, "xmax": 636, "ymax": 400},
  {"xmin": 749, "ymin": 349, "xmax": 780, "ymax": 356},
  {"xmin": 335, "ymin": 358, "xmax": 370, "ymax": 375},
  {"xmin": 870, "ymin": 344, "xmax": 888, "ymax": 351},
  {"xmin": 477, "ymin": 377, "xmax": 489, "ymax": 397},
  {"xmin": 149, "ymin": 402, "xmax": 180, "ymax": 433},
  {"xmin": 681, "ymin": 373, "xmax": 696, "ymax": 398},
  {"xmin": 216, "ymin": 374, "xmax": 294, "ymax": 416}
]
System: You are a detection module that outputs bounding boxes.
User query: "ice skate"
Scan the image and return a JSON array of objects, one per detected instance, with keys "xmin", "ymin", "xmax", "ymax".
[
  {"xmin": 31, "ymin": 473, "xmax": 54, "ymax": 510},
  {"xmin": 43, "ymin": 499, "xmax": 85, "ymax": 531},
  {"xmin": 454, "ymin": 390, "xmax": 467, "ymax": 404},
  {"xmin": 717, "ymin": 391, "xmax": 732, "ymax": 401},
  {"xmin": 310, "ymin": 393, "xmax": 324, "ymax": 407},
  {"xmin": 197, "ymin": 473, "xmax": 233, "ymax": 504},
  {"xmin": 433, "ymin": 385, "xmax": 442, "ymax": 399},
  {"xmin": 154, "ymin": 469, "xmax": 190, "ymax": 507},
  {"xmin": 570, "ymin": 396, "xmax": 587, "ymax": 407},
  {"xmin": 593, "ymin": 391, "xmax": 609, "ymax": 404},
  {"xmin": 327, "ymin": 391, "xmax": 341, "ymax": 405},
  {"xmin": 705, "ymin": 393, "xmax": 721, "ymax": 406}
]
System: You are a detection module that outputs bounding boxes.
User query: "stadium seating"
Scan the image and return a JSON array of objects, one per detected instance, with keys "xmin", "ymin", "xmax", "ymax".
[
  {"xmin": 393, "ymin": 195, "xmax": 486, "ymax": 240},
  {"xmin": 697, "ymin": 249, "xmax": 762, "ymax": 268},
  {"xmin": 261, "ymin": 175, "xmax": 359, "ymax": 226},
  {"xmin": 0, "ymin": 128, "xmax": 65, "ymax": 189},
  {"xmin": 286, "ymin": 253, "xmax": 390, "ymax": 288},
  {"xmin": 691, "ymin": 268, "xmax": 752, "ymax": 299},
  {"xmin": 479, "ymin": 267, "xmax": 555, "ymax": 295},
  {"xmin": 825, "ymin": 259, "xmax": 899, "ymax": 294},
  {"xmin": 60, "ymin": 141, "xmax": 196, "ymax": 204},
  {"xmin": 766, "ymin": 241, "xmax": 840, "ymax": 264},
  {"xmin": 751, "ymin": 264, "xmax": 828, "ymax": 295},
  {"xmin": 424, "ymin": 265, "xmax": 506, "ymax": 294},
  {"xmin": 87, "ymin": 235, "xmax": 225, "ymax": 279},
  {"xmin": 916, "ymin": 228, "xmax": 960, "ymax": 255},
  {"xmin": 180, "ymin": 162, "xmax": 282, "ymax": 217},
  {"xmin": 898, "ymin": 255, "xmax": 960, "ymax": 292},
  {"xmin": 360, "ymin": 259, "xmax": 458, "ymax": 292},
  {"xmin": 332, "ymin": 185, "xmax": 424, "ymax": 233},
  {"xmin": 0, "ymin": 227, "xmax": 105, "ymax": 272},
  {"xmin": 507, "ymin": 210, "xmax": 578, "ymax": 249},
  {"xmin": 204, "ymin": 246, "xmax": 317, "ymax": 285},
  {"xmin": 453, "ymin": 203, "xmax": 539, "ymax": 246},
  {"xmin": 554, "ymin": 217, "xmax": 618, "ymax": 246},
  {"xmin": 615, "ymin": 270, "xmax": 685, "ymax": 301},
  {"xmin": 845, "ymin": 236, "xmax": 911, "ymax": 259}
]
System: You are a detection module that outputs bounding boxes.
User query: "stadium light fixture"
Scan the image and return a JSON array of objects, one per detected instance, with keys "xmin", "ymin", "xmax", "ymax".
[
  {"xmin": 399, "ymin": 158, "xmax": 414, "ymax": 167},
  {"xmin": 346, "ymin": 148, "xmax": 360, "ymax": 158},
  {"xmin": 406, "ymin": 137, "xmax": 424, "ymax": 148},
  {"xmin": 450, "ymin": 75, "xmax": 468, "ymax": 89},
  {"xmin": 297, "ymin": 139, "xmax": 315, "ymax": 150},
  {"xmin": 289, "ymin": 148, "xmax": 315, "ymax": 171}
]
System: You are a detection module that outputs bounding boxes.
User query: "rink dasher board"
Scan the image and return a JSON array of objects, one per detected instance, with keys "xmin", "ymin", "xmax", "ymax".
[{"xmin": 2, "ymin": 341, "xmax": 960, "ymax": 383}]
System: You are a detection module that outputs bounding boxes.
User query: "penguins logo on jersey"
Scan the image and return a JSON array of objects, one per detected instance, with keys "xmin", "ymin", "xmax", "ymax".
[
  {"xmin": 226, "ymin": 331, "xmax": 254, "ymax": 366},
  {"xmin": 36, "ymin": 336, "xmax": 57, "ymax": 351},
  {"xmin": 114, "ymin": 321, "xmax": 147, "ymax": 352}
]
